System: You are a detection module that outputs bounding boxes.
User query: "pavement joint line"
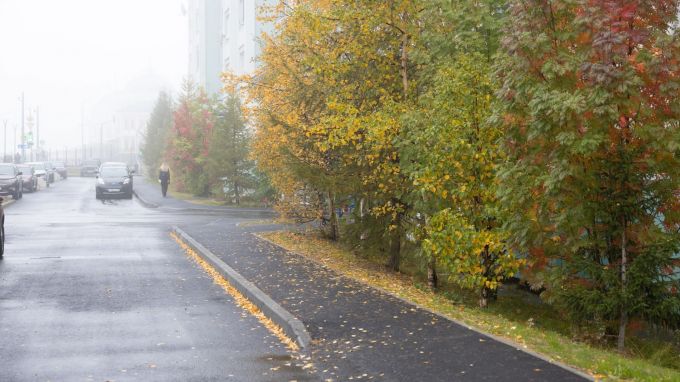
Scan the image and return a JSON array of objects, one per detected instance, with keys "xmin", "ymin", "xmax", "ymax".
[
  {"xmin": 171, "ymin": 226, "xmax": 312, "ymax": 351},
  {"xmin": 253, "ymin": 232, "xmax": 596, "ymax": 382}
]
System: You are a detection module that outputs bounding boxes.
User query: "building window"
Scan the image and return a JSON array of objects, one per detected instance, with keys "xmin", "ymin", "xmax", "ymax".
[{"xmin": 239, "ymin": 0, "xmax": 244, "ymax": 27}]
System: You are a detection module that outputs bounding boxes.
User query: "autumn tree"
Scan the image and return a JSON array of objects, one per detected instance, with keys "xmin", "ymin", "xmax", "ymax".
[
  {"xmin": 496, "ymin": 0, "xmax": 680, "ymax": 350},
  {"xmin": 398, "ymin": 0, "xmax": 523, "ymax": 305},
  {"xmin": 166, "ymin": 80, "xmax": 214, "ymax": 196},
  {"xmin": 207, "ymin": 94, "xmax": 255, "ymax": 204},
  {"xmin": 142, "ymin": 91, "xmax": 173, "ymax": 173}
]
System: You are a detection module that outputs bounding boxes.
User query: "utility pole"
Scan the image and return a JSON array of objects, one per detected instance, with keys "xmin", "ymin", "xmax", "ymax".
[
  {"xmin": 100, "ymin": 123, "xmax": 103, "ymax": 160},
  {"xmin": 36, "ymin": 106, "xmax": 40, "ymax": 160},
  {"xmin": 12, "ymin": 124, "xmax": 16, "ymax": 163},
  {"xmin": 2, "ymin": 119, "xmax": 6, "ymax": 162},
  {"xmin": 81, "ymin": 106, "xmax": 85, "ymax": 162},
  {"xmin": 20, "ymin": 92, "xmax": 25, "ymax": 163}
]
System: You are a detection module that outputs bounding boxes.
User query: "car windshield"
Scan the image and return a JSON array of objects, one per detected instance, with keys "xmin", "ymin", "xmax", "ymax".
[
  {"xmin": 84, "ymin": 160, "xmax": 99, "ymax": 166},
  {"xmin": 17, "ymin": 166, "xmax": 32, "ymax": 173},
  {"xmin": 27, "ymin": 163, "xmax": 44, "ymax": 171},
  {"xmin": 100, "ymin": 167, "xmax": 129, "ymax": 177},
  {"xmin": 0, "ymin": 165, "xmax": 14, "ymax": 176}
]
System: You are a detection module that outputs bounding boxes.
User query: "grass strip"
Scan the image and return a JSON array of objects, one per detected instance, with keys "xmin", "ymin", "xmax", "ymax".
[{"xmin": 259, "ymin": 230, "xmax": 680, "ymax": 382}]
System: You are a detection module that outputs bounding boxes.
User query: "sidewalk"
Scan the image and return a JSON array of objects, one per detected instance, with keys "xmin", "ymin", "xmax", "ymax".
[
  {"xmin": 177, "ymin": 221, "xmax": 590, "ymax": 382},
  {"xmin": 133, "ymin": 177, "xmax": 276, "ymax": 218}
]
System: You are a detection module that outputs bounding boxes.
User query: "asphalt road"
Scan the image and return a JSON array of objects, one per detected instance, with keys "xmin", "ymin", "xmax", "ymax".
[{"xmin": 0, "ymin": 177, "xmax": 315, "ymax": 381}]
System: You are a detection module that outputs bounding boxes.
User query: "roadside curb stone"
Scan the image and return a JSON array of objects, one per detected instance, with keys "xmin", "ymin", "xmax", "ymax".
[
  {"xmin": 172, "ymin": 226, "xmax": 312, "ymax": 350},
  {"xmin": 133, "ymin": 189, "xmax": 159, "ymax": 208}
]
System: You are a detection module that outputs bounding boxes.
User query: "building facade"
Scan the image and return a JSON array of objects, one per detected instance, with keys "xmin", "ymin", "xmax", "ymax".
[
  {"xmin": 188, "ymin": 0, "xmax": 275, "ymax": 95},
  {"xmin": 188, "ymin": 0, "xmax": 224, "ymax": 95},
  {"xmin": 221, "ymin": 0, "xmax": 275, "ymax": 76}
]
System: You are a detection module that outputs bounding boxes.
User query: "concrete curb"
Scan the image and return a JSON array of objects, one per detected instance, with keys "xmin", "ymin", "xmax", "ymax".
[
  {"xmin": 254, "ymin": 232, "xmax": 595, "ymax": 381},
  {"xmin": 2, "ymin": 199, "xmax": 16, "ymax": 208},
  {"xmin": 133, "ymin": 189, "xmax": 159, "ymax": 208},
  {"xmin": 172, "ymin": 226, "xmax": 312, "ymax": 350}
]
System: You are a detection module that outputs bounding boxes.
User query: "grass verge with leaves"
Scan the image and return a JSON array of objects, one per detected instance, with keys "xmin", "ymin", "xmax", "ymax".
[{"xmin": 258, "ymin": 230, "xmax": 680, "ymax": 382}]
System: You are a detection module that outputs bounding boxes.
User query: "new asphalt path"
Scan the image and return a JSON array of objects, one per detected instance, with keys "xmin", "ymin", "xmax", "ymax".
[{"xmin": 134, "ymin": 177, "xmax": 590, "ymax": 381}]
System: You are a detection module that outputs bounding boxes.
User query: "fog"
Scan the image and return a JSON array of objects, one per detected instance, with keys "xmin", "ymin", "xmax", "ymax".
[{"xmin": 0, "ymin": 0, "xmax": 187, "ymax": 160}]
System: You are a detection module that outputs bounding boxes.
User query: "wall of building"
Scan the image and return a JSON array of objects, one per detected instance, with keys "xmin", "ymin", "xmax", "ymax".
[
  {"xmin": 189, "ymin": 0, "xmax": 275, "ymax": 92},
  {"xmin": 188, "ymin": 0, "xmax": 223, "ymax": 95}
]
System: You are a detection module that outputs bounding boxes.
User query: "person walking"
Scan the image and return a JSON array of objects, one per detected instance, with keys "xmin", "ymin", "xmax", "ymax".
[{"xmin": 159, "ymin": 163, "xmax": 170, "ymax": 197}]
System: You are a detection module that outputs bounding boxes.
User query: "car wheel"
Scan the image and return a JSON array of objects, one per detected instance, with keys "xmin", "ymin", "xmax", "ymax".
[
  {"xmin": 13, "ymin": 188, "xmax": 19, "ymax": 200},
  {"xmin": 95, "ymin": 191, "xmax": 101, "ymax": 200}
]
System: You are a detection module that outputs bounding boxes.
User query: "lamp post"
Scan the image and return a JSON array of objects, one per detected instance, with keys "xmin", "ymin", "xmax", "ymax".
[
  {"xmin": 2, "ymin": 119, "xmax": 6, "ymax": 162},
  {"xmin": 20, "ymin": 92, "xmax": 25, "ymax": 163}
]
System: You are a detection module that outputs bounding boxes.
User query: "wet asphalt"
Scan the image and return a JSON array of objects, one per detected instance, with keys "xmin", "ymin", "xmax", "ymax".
[{"xmin": 0, "ymin": 177, "xmax": 315, "ymax": 381}]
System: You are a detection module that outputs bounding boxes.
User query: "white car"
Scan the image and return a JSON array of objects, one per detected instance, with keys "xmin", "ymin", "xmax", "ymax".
[{"xmin": 25, "ymin": 162, "xmax": 50, "ymax": 188}]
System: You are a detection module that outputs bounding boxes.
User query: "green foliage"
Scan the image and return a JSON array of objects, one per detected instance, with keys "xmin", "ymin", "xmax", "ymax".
[
  {"xmin": 207, "ymin": 94, "xmax": 255, "ymax": 204},
  {"xmin": 165, "ymin": 80, "xmax": 214, "ymax": 196},
  {"xmin": 495, "ymin": 0, "xmax": 680, "ymax": 348},
  {"xmin": 141, "ymin": 91, "xmax": 173, "ymax": 172}
]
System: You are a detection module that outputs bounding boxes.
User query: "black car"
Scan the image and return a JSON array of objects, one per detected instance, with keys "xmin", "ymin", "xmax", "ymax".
[
  {"xmin": 0, "ymin": 163, "xmax": 23, "ymax": 199},
  {"xmin": 95, "ymin": 166, "xmax": 133, "ymax": 199},
  {"xmin": 81, "ymin": 159, "xmax": 101, "ymax": 177},
  {"xmin": 17, "ymin": 165, "xmax": 38, "ymax": 192},
  {"xmin": 53, "ymin": 161, "xmax": 68, "ymax": 179}
]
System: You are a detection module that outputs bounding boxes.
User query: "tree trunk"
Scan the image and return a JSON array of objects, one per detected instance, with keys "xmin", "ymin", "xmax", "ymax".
[
  {"xmin": 479, "ymin": 286, "xmax": 497, "ymax": 308},
  {"xmin": 234, "ymin": 181, "xmax": 240, "ymax": 205},
  {"xmin": 427, "ymin": 256, "xmax": 438, "ymax": 291},
  {"xmin": 400, "ymin": 33, "xmax": 409, "ymax": 97},
  {"xmin": 326, "ymin": 191, "xmax": 338, "ymax": 241},
  {"xmin": 618, "ymin": 223, "xmax": 627, "ymax": 352},
  {"xmin": 387, "ymin": 221, "xmax": 401, "ymax": 272}
]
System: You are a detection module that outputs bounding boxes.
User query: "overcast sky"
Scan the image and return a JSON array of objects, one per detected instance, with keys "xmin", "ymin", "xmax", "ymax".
[{"xmin": 0, "ymin": 0, "xmax": 187, "ymax": 150}]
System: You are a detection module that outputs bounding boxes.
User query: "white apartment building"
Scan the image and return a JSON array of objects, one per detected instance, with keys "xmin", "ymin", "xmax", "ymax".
[
  {"xmin": 188, "ymin": 0, "xmax": 275, "ymax": 95},
  {"xmin": 221, "ymin": 0, "xmax": 275, "ymax": 76},
  {"xmin": 188, "ymin": 0, "xmax": 224, "ymax": 95}
]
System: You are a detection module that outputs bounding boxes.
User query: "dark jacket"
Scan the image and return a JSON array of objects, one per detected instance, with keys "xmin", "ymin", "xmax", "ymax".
[{"xmin": 159, "ymin": 169, "xmax": 170, "ymax": 183}]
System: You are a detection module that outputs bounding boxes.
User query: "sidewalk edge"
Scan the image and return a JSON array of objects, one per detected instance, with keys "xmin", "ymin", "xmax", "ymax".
[
  {"xmin": 172, "ymin": 226, "xmax": 312, "ymax": 350},
  {"xmin": 133, "ymin": 189, "xmax": 159, "ymax": 208},
  {"xmin": 254, "ymin": 232, "xmax": 595, "ymax": 381},
  {"xmin": 2, "ymin": 199, "xmax": 16, "ymax": 208}
]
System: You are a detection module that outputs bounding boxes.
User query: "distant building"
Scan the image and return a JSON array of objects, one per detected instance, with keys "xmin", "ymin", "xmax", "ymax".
[
  {"xmin": 187, "ymin": 0, "xmax": 275, "ymax": 95},
  {"xmin": 188, "ymin": 0, "xmax": 223, "ymax": 95},
  {"xmin": 86, "ymin": 72, "xmax": 170, "ymax": 166},
  {"xmin": 221, "ymin": 0, "xmax": 275, "ymax": 76}
]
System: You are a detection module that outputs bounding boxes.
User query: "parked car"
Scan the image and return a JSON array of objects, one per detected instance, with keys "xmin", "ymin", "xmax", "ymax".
[
  {"xmin": 25, "ymin": 162, "xmax": 50, "ymax": 188},
  {"xmin": 43, "ymin": 161, "xmax": 55, "ymax": 183},
  {"xmin": 0, "ymin": 163, "xmax": 23, "ymax": 199},
  {"xmin": 100, "ymin": 162, "xmax": 135, "ymax": 187},
  {"xmin": 80, "ymin": 159, "xmax": 101, "ymax": 177},
  {"xmin": 17, "ymin": 165, "xmax": 38, "ymax": 192},
  {"xmin": 95, "ymin": 166, "xmax": 133, "ymax": 199},
  {"xmin": 53, "ymin": 161, "xmax": 67, "ymax": 179}
]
